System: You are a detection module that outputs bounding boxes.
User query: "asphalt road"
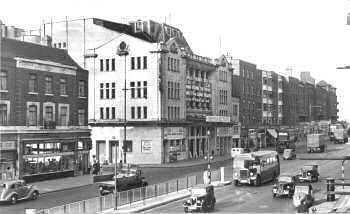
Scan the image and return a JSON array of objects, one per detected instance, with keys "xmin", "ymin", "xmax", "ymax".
[
  {"xmin": 148, "ymin": 142, "xmax": 350, "ymax": 213},
  {"xmin": 0, "ymin": 156, "xmax": 231, "ymax": 214}
]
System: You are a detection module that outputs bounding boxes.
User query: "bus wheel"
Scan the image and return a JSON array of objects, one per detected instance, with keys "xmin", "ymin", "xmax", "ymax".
[
  {"xmin": 254, "ymin": 176, "xmax": 261, "ymax": 186},
  {"xmin": 234, "ymin": 180, "xmax": 239, "ymax": 186}
]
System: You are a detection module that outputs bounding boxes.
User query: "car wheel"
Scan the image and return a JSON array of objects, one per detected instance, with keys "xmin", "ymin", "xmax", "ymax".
[
  {"xmin": 31, "ymin": 191, "xmax": 39, "ymax": 200},
  {"xmin": 10, "ymin": 195, "xmax": 17, "ymax": 205},
  {"xmin": 184, "ymin": 207, "xmax": 188, "ymax": 213},
  {"xmin": 234, "ymin": 180, "xmax": 239, "ymax": 186},
  {"xmin": 273, "ymin": 193, "xmax": 276, "ymax": 198}
]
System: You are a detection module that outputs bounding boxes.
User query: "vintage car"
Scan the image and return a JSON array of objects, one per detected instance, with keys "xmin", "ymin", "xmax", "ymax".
[
  {"xmin": 293, "ymin": 183, "xmax": 314, "ymax": 213},
  {"xmin": 282, "ymin": 149, "xmax": 296, "ymax": 160},
  {"xmin": 0, "ymin": 180, "xmax": 39, "ymax": 204},
  {"xmin": 296, "ymin": 165, "xmax": 319, "ymax": 182},
  {"xmin": 272, "ymin": 174, "xmax": 296, "ymax": 198},
  {"xmin": 183, "ymin": 185, "xmax": 216, "ymax": 212}
]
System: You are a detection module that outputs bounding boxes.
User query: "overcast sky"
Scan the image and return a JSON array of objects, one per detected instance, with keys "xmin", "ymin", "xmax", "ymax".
[{"xmin": 2, "ymin": 0, "xmax": 350, "ymax": 120}]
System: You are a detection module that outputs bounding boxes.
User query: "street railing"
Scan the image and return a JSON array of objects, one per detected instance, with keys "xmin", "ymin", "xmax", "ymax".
[{"xmin": 36, "ymin": 168, "xmax": 223, "ymax": 214}]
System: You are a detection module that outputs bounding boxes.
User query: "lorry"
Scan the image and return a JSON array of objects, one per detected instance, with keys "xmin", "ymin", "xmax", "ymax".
[
  {"xmin": 95, "ymin": 165, "xmax": 148, "ymax": 195},
  {"xmin": 276, "ymin": 132, "xmax": 296, "ymax": 153},
  {"xmin": 306, "ymin": 134, "xmax": 328, "ymax": 153},
  {"xmin": 330, "ymin": 123, "xmax": 348, "ymax": 144}
]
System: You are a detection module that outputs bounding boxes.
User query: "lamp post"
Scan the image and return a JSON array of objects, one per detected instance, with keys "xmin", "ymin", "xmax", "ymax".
[
  {"xmin": 117, "ymin": 41, "xmax": 129, "ymax": 164},
  {"xmin": 204, "ymin": 129, "xmax": 213, "ymax": 184},
  {"xmin": 114, "ymin": 41, "xmax": 129, "ymax": 210}
]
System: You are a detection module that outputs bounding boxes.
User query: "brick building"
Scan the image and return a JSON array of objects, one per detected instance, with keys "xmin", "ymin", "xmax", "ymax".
[{"xmin": 0, "ymin": 38, "xmax": 91, "ymax": 182}]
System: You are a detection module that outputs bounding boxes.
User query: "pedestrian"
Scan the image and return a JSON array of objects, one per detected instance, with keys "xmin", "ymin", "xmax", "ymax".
[
  {"xmin": 97, "ymin": 161, "xmax": 101, "ymax": 175},
  {"xmin": 92, "ymin": 160, "xmax": 98, "ymax": 175}
]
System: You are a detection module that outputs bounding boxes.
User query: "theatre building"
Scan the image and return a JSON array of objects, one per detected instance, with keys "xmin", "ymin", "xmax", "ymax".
[{"xmin": 0, "ymin": 38, "xmax": 91, "ymax": 182}]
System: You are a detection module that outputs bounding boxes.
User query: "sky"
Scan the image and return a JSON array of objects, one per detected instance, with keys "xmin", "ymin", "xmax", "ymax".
[{"xmin": 2, "ymin": 0, "xmax": 350, "ymax": 120}]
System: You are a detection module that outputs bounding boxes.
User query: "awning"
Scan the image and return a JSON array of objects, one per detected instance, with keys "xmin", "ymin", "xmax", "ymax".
[{"xmin": 267, "ymin": 129, "xmax": 278, "ymax": 138}]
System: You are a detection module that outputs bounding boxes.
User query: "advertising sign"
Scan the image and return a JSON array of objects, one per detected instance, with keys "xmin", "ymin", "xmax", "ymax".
[{"xmin": 141, "ymin": 140, "xmax": 152, "ymax": 153}]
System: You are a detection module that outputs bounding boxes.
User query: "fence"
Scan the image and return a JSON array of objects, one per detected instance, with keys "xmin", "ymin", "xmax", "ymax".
[{"xmin": 36, "ymin": 168, "xmax": 223, "ymax": 214}]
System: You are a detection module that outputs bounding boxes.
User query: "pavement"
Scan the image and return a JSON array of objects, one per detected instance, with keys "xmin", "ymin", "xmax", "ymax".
[
  {"xmin": 29, "ymin": 154, "xmax": 231, "ymax": 195},
  {"xmin": 100, "ymin": 180, "xmax": 232, "ymax": 213}
]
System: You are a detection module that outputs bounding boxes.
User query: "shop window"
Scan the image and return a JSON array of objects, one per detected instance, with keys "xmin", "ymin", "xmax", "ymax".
[
  {"xmin": 96, "ymin": 140, "xmax": 106, "ymax": 163},
  {"xmin": 124, "ymin": 140, "xmax": 133, "ymax": 152}
]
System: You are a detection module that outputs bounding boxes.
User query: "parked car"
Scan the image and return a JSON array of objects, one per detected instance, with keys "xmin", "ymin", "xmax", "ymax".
[
  {"xmin": 272, "ymin": 174, "xmax": 297, "ymax": 198},
  {"xmin": 0, "ymin": 180, "xmax": 39, "ymax": 204},
  {"xmin": 293, "ymin": 183, "xmax": 314, "ymax": 213},
  {"xmin": 296, "ymin": 165, "xmax": 319, "ymax": 182},
  {"xmin": 282, "ymin": 149, "xmax": 296, "ymax": 160},
  {"xmin": 183, "ymin": 185, "xmax": 216, "ymax": 212}
]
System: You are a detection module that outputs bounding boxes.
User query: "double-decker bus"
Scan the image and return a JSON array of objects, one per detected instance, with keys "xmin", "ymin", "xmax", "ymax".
[{"xmin": 233, "ymin": 150, "xmax": 280, "ymax": 186}]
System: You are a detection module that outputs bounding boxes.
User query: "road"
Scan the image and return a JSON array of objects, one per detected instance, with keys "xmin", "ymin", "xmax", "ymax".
[
  {"xmin": 148, "ymin": 142, "xmax": 350, "ymax": 213},
  {"xmin": 0, "ymin": 156, "xmax": 231, "ymax": 214}
]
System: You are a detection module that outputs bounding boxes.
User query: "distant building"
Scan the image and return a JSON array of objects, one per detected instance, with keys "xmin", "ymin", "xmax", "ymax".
[
  {"xmin": 0, "ymin": 38, "xmax": 91, "ymax": 182},
  {"xmin": 300, "ymin": 71, "xmax": 315, "ymax": 85}
]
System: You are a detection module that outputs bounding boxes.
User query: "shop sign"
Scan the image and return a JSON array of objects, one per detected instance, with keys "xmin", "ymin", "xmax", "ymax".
[
  {"xmin": 206, "ymin": 116, "xmax": 231, "ymax": 123},
  {"xmin": 23, "ymin": 151, "xmax": 74, "ymax": 159},
  {"xmin": 141, "ymin": 140, "xmax": 152, "ymax": 153},
  {"xmin": 164, "ymin": 127, "xmax": 185, "ymax": 140},
  {"xmin": 0, "ymin": 141, "xmax": 17, "ymax": 151},
  {"xmin": 217, "ymin": 127, "xmax": 233, "ymax": 136}
]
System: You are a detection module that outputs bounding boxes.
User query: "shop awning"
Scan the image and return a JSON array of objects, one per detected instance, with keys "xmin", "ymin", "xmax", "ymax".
[{"xmin": 267, "ymin": 129, "xmax": 278, "ymax": 138}]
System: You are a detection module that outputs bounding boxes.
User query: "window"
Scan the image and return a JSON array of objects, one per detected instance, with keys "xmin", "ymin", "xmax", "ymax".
[
  {"xmin": 63, "ymin": 42, "xmax": 66, "ymax": 48},
  {"xmin": 137, "ymin": 106, "xmax": 141, "ymax": 119},
  {"xmin": 59, "ymin": 106, "xmax": 68, "ymax": 126},
  {"xmin": 167, "ymin": 82, "xmax": 171, "ymax": 98},
  {"xmin": 137, "ymin": 57, "xmax": 141, "ymax": 69},
  {"xmin": 143, "ymin": 81, "xmax": 147, "ymax": 98},
  {"xmin": 106, "ymin": 59, "xmax": 109, "ymax": 71},
  {"xmin": 143, "ymin": 56, "xmax": 147, "ymax": 69},
  {"xmin": 60, "ymin": 78, "xmax": 67, "ymax": 95},
  {"xmin": 28, "ymin": 74, "xmax": 37, "ymax": 93},
  {"xmin": 233, "ymin": 104, "xmax": 238, "ymax": 116},
  {"xmin": 131, "ymin": 107, "xmax": 135, "ymax": 119},
  {"xmin": 111, "ymin": 83, "xmax": 115, "ymax": 99},
  {"xmin": 100, "ymin": 59, "xmax": 104, "ymax": 71},
  {"xmin": 45, "ymin": 106, "xmax": 54, "ymax": 121},
  {"xmin": 45, "ymin": 76, "xmax": 53, "ymax": 94},
  {"xmin": 124, "ymin": 140, "xmax": 133, "ymax": 152},
  {"xmin": 0, "ymin": 104, "xmax": 7, "ymax": 125},
  {"xmin": 58, "ymin": 43, "xmax": 61, "ymax": 48},
  {"xmin": 143, "ymin": 106, "xmax": 147, "ymax": 119},
  {"xmin": 168, "ymin": 57, "xmax": 170, "ymax": 70},
  {"xmin": 28, "ymin": 105, "xmax": 37, "ymax": 126},
  {"xmin": 100, "ymin": 83, "xmax": 104, "ymax": 99},
  {"xmin": 106, "ymin": 107, "xmax": 110, "ymax": 119},
  {"xmin": 111, "ymin": 107, "xmax": 115, "ymax": 119},
  {"xmin": 78, "ymin": 109, "xmax": 85, "ymax": 126},
  {"xmin": 100, "ymin": 107, "xmax": 104, "ymax": 119},
  {"xmin": 111, "ymin": 58, "xmax": 115, "ymax": 71},
  {"xmin": 79, "ymin": 80, "xmax": 85, "ymax": 97},
  {"xmin": 105, "ymin": 83, "xmax": 110, "ymax": 99},
  {"xmin": 177, "ymin": 60, "xmax": 180, "ymax": 72},
  {"xmin": 137, "ymin": 81, "xmax": 141, "ymax": 98},
  {"xmin": 131, "ymin": 57, "xmax": 135, "ymax": 70},
  {"xmin": 130, "ymin": 82, "xmax": 135, "ymax": 98}
]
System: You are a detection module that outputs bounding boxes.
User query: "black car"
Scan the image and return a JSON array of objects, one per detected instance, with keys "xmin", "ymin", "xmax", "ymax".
[
  {"xmin": 272, "ymin": 174, "xmax": 296, "ymax": 198},
  {"xmin": 296, "ymin": 165, "xmax": 319, "ymax": 183},
  {"xmin": 183, "ymin": 185, "xmax": 216, "ymax": 212}
]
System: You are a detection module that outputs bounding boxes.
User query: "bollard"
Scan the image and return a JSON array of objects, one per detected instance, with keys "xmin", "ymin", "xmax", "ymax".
[
  {"xmin": 155, "ymin": 184, "xmax": 158, "ymax": 198},
  {"xmin": 327, "ymin": 177, "xmax": 335, "ymax": 201}
]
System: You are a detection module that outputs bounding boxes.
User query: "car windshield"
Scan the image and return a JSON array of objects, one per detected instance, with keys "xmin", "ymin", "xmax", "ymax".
[
  {"xmin": 295, "ymin": 186, "xmax": 309, "ymax": 194},
  {"xmin": 0, "ymin": 183, "xmax": 5, "ymax": 190},
  {"xmin": 278, "ymin": 176, "xmax": 292, "ymax": 183},
  {"xmin": 303, "ymin": 165, "xmax": 315, "ymax": 171},
  {"xmin": 233, "ymin": 159, "xmax": 254, "ymax": 169}
]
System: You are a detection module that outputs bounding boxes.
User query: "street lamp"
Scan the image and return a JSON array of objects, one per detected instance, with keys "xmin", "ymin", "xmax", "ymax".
[
  {"xmin": 114, "ymin": 41, "xmax": 129, "ymax": 210},
  {"xmin": 204, "ymin": 129, "xmax": 213, "ymax": 184},
  {"xmin": 117, "ymin": 41, "xmax": 129, "ymax": 164}
]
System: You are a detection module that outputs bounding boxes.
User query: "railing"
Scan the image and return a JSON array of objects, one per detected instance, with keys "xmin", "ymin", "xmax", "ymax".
[{"xmin": 36, "ymin": 169, "xmax": 222, "ymax": 214}]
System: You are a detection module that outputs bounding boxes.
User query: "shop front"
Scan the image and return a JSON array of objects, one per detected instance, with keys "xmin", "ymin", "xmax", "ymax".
[
  {"xmin": 0, "ymin": 141, "xmax": 17, "ymax": 181},
  {"xmin": 164, "ymin": 127, "xmax": 186, "ymax": 163},
  {"xmin": 216, "ymin": 126, "xmax": 233, "ymax": 156}
]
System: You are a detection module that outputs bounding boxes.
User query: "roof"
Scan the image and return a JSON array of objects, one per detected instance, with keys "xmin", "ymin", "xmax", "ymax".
[
  {"xmin": 1, "ymin": 38, "xmax": 82, "ymax": 69},
  {"xmin": 93, "ymin": 18, "xmax": 154, "ymax": 43}
]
